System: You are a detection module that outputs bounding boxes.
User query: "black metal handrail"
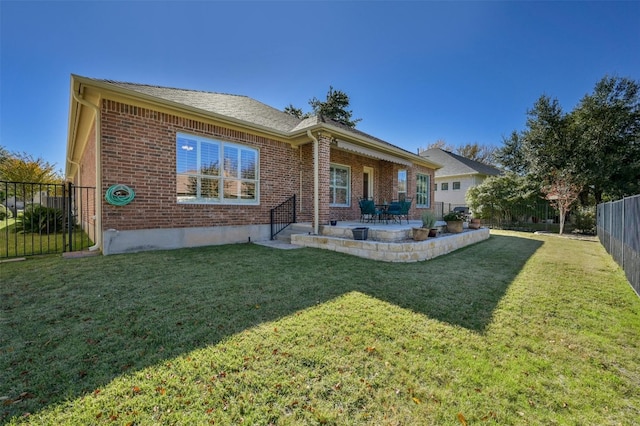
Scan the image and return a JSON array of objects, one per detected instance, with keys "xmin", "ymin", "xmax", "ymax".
[{"xmin": 270, "ymin": 195, "xmax": 296, "ymax": 240}]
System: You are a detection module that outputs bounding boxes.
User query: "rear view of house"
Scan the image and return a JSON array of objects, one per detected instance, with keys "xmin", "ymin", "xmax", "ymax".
[{"xmin": 66, "ymin": 75, "xmax": 441, "ymax": 254}]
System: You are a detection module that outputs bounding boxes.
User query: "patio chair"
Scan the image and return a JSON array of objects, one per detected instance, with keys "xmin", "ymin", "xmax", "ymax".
[
  {"xmin": 386, "ymin": 198, "xmax": 412, "ymax": 224},
  {"xmin": 358, "ymin": 198, "xmax": 382, "ymax": 223}
]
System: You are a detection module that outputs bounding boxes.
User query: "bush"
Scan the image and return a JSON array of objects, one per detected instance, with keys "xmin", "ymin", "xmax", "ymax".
[
  {"xmin": 16, "ymin": 204, "xmax": 64, "ymax": 233},
  {"xmin": 573, "ymin": 206, "xmax": 596, "ymax": 235},
  {"xmin": 443, "ymin": 210, "xmax": 466, "ymax": 221},
  {"xmin": 0, "ymin": 204, "xmax": 13, "ymax": 220}
]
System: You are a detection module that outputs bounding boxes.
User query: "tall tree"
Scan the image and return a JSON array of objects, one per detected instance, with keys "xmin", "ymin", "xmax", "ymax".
[
  {"xmin": 308, "ymin": 86, "xmax": 361, "ymax": 128},
  {"xmin": 571, "ymin": 76, "xmax": 640, "ymax": 202},
  {"xmin": 494, "ymin": 131, "xmax": 528, "ymax": 175},
  {"xmin": 522, "ymin": 95, "xmax": 577, "ymax": 179}
]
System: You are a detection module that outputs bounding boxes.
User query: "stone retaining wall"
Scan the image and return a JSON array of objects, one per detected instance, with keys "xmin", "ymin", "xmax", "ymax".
[{"xmin": 291, "ymin": 228, "xmax": 490, "ymax": 262}]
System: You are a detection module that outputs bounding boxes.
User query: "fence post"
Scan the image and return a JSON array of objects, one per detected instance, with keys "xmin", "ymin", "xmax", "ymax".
[{"xmin": 67, "ymin": 181, "xmax": 73, "ymax": 252}]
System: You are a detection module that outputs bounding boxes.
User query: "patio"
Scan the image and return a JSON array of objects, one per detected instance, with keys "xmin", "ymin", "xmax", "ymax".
[{"xmin": 289, "ymin": 220, "xmax": 490, "ymax": 262}]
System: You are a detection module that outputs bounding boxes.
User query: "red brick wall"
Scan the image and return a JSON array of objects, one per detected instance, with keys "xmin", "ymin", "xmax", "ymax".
[
  {"xmin": 97, "ymin": 99, "xmax": 436, "ymax": 231},
  {"xmin": 99, "ymin": 100, "xmax": 300, "ymax": 231}
]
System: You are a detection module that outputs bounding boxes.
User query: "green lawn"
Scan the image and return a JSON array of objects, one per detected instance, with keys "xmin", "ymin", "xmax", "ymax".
[
  {"xmin": 0, "ymin": 219, "xmax": 93, "ymax": 258},
  {"xmin": 1, "ymin": 231, "xmax": 638, "ymax": 425}
]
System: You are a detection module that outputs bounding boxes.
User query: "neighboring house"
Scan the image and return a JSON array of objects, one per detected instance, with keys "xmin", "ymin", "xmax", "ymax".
[
  {"xmin": 66, "ymin": 75, "xmax": 441, "ymax": 255},
  {"xmin": 419, "ymin": 148, "xmax": 502, "ymax": 208}
]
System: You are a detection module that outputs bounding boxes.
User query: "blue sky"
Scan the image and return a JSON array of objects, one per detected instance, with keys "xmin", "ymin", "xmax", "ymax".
[{"xmin": 1, "ymin": 1, "xmax": 639, "ymax": 174}]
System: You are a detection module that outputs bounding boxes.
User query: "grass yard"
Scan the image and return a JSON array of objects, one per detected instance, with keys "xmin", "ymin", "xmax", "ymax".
[
  {"xmin": 0, "ymin": 219, "xmax": 93, "ymax": 258},
  {"xmin": 1, "ymin": 230, "xmax": 639, "ymax": 425}
]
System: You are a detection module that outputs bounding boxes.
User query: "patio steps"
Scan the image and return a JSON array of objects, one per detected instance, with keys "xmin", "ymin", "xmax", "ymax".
[{"xmin": 274, "ymin": 223, "xmax": 313, "ymax": 243}]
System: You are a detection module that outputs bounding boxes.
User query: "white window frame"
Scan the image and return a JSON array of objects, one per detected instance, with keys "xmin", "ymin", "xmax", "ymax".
[
  {"xmin": 398, "ymin": 169, "xmax": 407, "ymax": 200},
  {"xmin": 441, "ymin": 182, "xmax": 449, "ymax": 191},
  {"xmin": 329, "ymin": 163, "xmax": 351, "ymax": 207},
  {"xmin": 416, "ymin": 173, "xmax": 431, "ymax": 208},
  {"xmin": 453, "ymin": 181, "xmax": 461, "ymax": 190},
  {"xmin": 176, "ymin": 132, "xmax": 259, "ymax": 205}
]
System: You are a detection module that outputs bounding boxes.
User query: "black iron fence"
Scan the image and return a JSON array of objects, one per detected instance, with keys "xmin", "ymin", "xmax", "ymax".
[
  {"xmin": 597, "ymin": 195, "xmax": 640, "ymax": 297},
  {"xmin": 1, "ymin": 181, "xmax": 96, "ymax": 258}
]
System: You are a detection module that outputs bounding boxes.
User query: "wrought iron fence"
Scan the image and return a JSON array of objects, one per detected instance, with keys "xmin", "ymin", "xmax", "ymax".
[
  {"xmin": 597, "ymin": 195, "xmax": 640, "ymax": 297},
  {"xmin": 1, "ymin": 181, "xmax": 96, "ymax": 258}
]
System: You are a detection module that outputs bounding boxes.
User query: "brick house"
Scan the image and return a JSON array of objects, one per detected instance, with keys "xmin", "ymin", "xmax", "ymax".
[{"xmin": 66, "ymin": 75, "xmax": 441, "ymax": 254}]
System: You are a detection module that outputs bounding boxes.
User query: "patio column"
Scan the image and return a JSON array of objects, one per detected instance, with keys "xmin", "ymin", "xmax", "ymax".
[{"xmin": 315, "ymin": 132, "xmax": 332, "ymax": 232}]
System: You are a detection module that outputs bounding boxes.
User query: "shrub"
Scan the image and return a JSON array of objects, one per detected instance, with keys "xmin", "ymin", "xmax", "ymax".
[
  {"xmin": 443, "ymin": 210, "xmax": 466, "ymax": 221},
  {"xmin": 0, "ymin": 204, "xmax": 13, "ymax": 221},
  {"xmin": 16, "ymin": 204, "xmax": 64, "ymax": 233},
  {"xmin": 573, "ymin": 206, "xmax": 596, "ymax": 235}
]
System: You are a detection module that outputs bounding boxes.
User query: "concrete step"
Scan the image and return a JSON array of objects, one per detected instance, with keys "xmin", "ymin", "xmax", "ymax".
[{"xmin": 275, "ymin": 223, "xmax": 313, "ymax": 243}]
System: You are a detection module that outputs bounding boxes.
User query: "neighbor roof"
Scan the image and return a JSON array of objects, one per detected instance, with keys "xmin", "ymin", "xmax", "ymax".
[{"xmin": 419, "ymin": 148, "xmax": 502, "ymax": 178}]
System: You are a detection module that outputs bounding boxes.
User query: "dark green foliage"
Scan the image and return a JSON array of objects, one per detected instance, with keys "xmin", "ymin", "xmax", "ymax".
[
  {"xmin": 16, "ymin": 204, "xmax": 63, "ymax": 233},
  {"xmin": 0, "ymin": 204, "xmax": 12, "ymax": 220}
]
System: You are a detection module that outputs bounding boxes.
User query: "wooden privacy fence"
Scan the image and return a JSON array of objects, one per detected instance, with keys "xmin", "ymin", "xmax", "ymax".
[
  {"xmin": 1, "ymin": 181, "xmax": 96, "ymax": 258},
  {"xmin": 597, "ymin": 195, "xmax": 640, "ymax": 297}
]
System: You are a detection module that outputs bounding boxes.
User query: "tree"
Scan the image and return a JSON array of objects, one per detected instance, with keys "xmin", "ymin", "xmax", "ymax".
[
  {"xmin": 283, "ymin": 86, "xmax": 361, "ymax": 128},
  {"xmin": 0, "ymin": 152, "xmax": 61, "ymax": 183},
  {"xmin": 494, "ymin": 131, "xmax": 528, "ymax": 175},
  {"xmin": 283, "ymin": 104, "xmax": 310, "ymax": 120},
  {"xmin": 571, "ymin": 76, "xmax": 640, "ymax": 202},
  {"xmin": 419, "ymin": 141, "xmax": 498, "ymax": 165},
  {"xmin": 541, "ymin": 171, "xmax": 582, "ymax": 235},
  {"xmin": 466, "ymin": 172, "xmax": 541, "ymax": 223},
  {"xmin": 456, "ymin": 143, "xmax": 497, "ymax": 165},
  {"xmin": 496, "ymin": 76, "xmax": 640, "ymax": 204},
  {"xmin": 308, "ymin": 86, "xmax": 361, "ymax": 128},
  {"xmin": 0, "ymin": 145, "xmax": 9, "ymax": 164}
]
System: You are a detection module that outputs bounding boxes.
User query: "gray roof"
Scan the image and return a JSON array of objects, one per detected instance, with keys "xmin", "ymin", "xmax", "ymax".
[
  {"xmin": 419, "ymin": 148, "xmax": 502, "ymax": 178},
  {"xmin": 81, "ymin": 77, "xmax": 437, "ymax": 165},
  {"xmin": 101, "ymin": 80, "xmax": 303, "ymax": 133}
]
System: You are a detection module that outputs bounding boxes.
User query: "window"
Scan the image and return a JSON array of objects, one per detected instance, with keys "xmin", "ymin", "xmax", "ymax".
[
  {"xmin": 441, "ymin": 182, "xmax": 449, "ymax": 191},
  {"xmin": 453, "ymin": 181, "xmax": 461, "ymax": 190},
  {"xmin": 176, "ymin": 133, "xmax": 259, "ymax": 204},
  {"xmin": 329, "ymin": 164, "xmax": 350, "ymax": 206},
  {"xmin": 416, "ymin": 174, "xmax": 430, "ymax": 207},
  {"xmin": 398, "ymin": 169, "xmax": 407, "ymax": 200}
]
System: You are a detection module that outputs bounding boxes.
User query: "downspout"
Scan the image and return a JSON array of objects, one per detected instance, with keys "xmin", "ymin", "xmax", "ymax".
[
  {"xmin": 66, "ymin": 159, "xmax": 81, "ymax": 187},
  {"xmin": 307, "ymin": 130, "xmax": 319, "ymax": 235},
  {"xmin": 72, "ymin": 90, "xmax": 102, "ymax": 252}
]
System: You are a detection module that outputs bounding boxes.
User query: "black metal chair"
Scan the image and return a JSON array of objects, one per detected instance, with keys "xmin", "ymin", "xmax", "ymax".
[
  {"xmin": 358, "ymin": 198, "xmax": 382, "ymax": 223},
  {"xmin": 386, "ymin": 198, "xmax": 412, "ymax": 224}
]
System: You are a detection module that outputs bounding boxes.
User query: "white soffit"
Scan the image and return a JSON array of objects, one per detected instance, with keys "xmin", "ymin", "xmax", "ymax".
[{"xmin": 336, "ymin": 140, "xmax": 412, "ymax": 166}]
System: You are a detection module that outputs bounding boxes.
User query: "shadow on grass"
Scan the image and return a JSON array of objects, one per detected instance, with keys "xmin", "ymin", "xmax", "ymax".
[{"xmin": 0, "ymin": 233, "xmax": 542, "ymax": 422}]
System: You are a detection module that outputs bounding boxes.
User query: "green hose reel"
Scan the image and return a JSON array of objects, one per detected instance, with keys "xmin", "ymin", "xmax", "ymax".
[{"xmin": 105, "ymin": 184, "xmax": 135, "ymax": 206}]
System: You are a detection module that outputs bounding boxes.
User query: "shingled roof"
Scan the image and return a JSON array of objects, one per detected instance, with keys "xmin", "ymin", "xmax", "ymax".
[
  {"xmin": 100, "ymin": 79, "xmax": 303, "ymax": 133},
  {"xmin": 419, "ymin": 148, "xmax": 502, "ymax": 178}
]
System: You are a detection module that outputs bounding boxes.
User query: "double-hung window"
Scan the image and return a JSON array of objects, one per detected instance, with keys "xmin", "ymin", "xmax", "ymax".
[
  {"xmin": 329, "ymin": 164, "xmax": 350, "ymax": 206},
  {"xmin": 176, "ymin": 133, "xmax": 259, "ymax": 204},
  {"xmin": 441, "ymin": 182, "xmax": 449, "ymax": 191},
  {"xmin": 416, "ymin": 173, "xmax": 430, "ymax": 207},
  {"xmin": 453, "ymin": 181, "xmax": 461, "ymax": 190}
]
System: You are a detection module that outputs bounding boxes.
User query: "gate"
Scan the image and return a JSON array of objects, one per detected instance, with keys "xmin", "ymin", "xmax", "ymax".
[{"xmin": 1, "ymin": 181, "xmax": 96, "ymax": 258}]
